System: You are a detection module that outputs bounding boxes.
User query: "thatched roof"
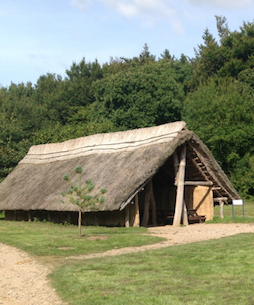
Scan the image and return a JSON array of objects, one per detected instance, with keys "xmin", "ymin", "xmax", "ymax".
[{"xmin": 0, "ymin": 121, "xmax": 240, "ymax": 212}]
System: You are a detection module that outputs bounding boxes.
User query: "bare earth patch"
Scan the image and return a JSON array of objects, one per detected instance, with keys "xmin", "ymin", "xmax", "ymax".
[
  {"xmin": 1, "ymin": 223, "xmax": 254, "ymax": 304},
  {"xmin": 86, "ymin": 235, "xmax": 107, "ymax": 241}
]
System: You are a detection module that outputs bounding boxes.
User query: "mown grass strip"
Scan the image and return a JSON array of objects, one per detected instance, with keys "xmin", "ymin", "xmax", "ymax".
[
  {"xmin": 50, "ymin": 233, "xmax": 254, "ymax": 305},
  {"xmin": 0, "ymin": 221, "xmax": 163, "ymax": 257}
]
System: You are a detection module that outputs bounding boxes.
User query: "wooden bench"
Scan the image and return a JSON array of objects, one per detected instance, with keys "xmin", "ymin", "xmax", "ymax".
[
  {"xmin": 187, "ymin": 209, "xmax": 206, "ymax": 224},
  {"xmin": 161, "ymin": 209, "xmax": 206, "ymax": 225}
]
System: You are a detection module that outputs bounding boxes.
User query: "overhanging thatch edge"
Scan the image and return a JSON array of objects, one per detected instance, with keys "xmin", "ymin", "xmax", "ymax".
[
  {"xmin": 119, "ymin": 130, "xmax": 240, "ymax": 210},
  {"xmin": 119, "ymin": 130, "xmax": 194, "ymax": 210}
]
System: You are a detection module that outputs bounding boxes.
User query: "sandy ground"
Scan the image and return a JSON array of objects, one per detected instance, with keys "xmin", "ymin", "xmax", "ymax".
[{"xmin": 1, "ymin": 223, "xmax": 254, "ymax": 305}]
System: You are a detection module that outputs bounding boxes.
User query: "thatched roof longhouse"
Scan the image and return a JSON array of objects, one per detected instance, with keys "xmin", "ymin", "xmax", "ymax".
[{"xmin": 0, "ymin": 121, "xmax": 240, "ymax": 214}]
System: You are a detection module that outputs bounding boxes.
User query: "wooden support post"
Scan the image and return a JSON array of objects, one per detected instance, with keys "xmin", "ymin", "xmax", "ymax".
[
  {"xmin": 174, "ymin": 151, "xmax": 188, "ymax": 226},
  {"xmin": 150, "ymin": 181, "xmax": 157, "ymax": 226},
  {"xmin": 173, "ymin": 145, "xmax": 186, "ymax": 227},
  {"xmin": 142, "ymin": 190, "xmax": 150, "ymax": 227},
  {"xmin": 182, "ymin": 200, "xmax": 189, "ymax": 226},
  {"xmin": 173, "ymin": 152, "xmax": 179, "ymax": 182},
  {"xmin": 125, "ymin": 205, "xmax": 130, "ymax": 227},
  {"xmin": 219, "ymin": 200, "xmax": 224, "ymax": 219},
  {"xmin": 141, "ymin": 180, "xmax": 157, "ymax": 227},
  {"xmin": 133, "ymin": 194, "xmax": 140, "ymax": 227}
]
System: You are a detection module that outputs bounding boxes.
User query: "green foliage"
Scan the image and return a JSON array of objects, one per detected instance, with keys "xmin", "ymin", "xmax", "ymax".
[
  {"xmin": 230, "ymin": 154, "xmax": 254, "ymax": 197},
  {"xmin": 215, "ymin": 15, "xmax": 229, "ymax": 41},
  {"xmin": 2, "ymin": 18, "xmax": 254, "ymax": 197},
  {"xmin": 93, "ymin": 59, "xmax": 191, "ymax": 130},
  {"xmin": 183, "ymin": 76, "xmax": 254, "ymax": 194},
  {"xmin": 61, "ymin": 166, "xmax": 106, "ymax": 237},
  {"xmin": 192, "ymin": 17, "xmax": 254, "ymax": 87},
  {"xmin": 0, "ymin": 44, "xmax": 192, "ymax": 181},
  {"xmin": 62, "ymin": 166, "xmax": 106, "ymax": 211},
  {"xmin": 63, "ymin": 58, "xmax": 104, "ymax": 127}
]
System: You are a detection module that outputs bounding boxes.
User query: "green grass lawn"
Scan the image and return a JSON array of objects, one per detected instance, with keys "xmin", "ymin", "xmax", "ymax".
[
  {"xmin": 1, "ymin": 201, "xmax": 254, "ymax": 304},
  {"xmin": 0, "ymin": 221, "xmax": 163, "ymax": 257},
  {"xmin": 210, "ymin": 199, "xmax": 254, "ymax": 223},
  {"xmin": 50, "ymin": 233, "xmax": 254, "ymax": 305}
]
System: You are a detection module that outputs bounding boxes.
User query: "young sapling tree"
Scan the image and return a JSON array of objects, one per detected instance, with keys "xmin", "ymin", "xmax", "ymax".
[{"xmin": 61, "ymin": 165, "xmax": 106, "ymax": 237}]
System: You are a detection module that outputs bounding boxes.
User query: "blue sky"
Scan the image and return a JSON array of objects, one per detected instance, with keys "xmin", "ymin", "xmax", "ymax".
[{"xmin": 0, "ymin": 0, "xmax": 254, "ymax": 87}]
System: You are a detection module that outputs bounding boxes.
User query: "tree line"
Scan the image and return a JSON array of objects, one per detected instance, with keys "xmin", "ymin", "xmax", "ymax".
[{"xmin": 1, "ymin": 16, "xmax": 254, "ymax": 197}]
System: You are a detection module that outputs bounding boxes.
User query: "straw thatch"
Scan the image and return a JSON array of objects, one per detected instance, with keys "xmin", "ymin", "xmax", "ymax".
[{"xmin": 0, "ymin": 121, "xmax": 240, "ymax": 214}]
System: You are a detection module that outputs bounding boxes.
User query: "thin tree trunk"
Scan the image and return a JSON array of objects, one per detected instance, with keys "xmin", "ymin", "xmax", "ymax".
[{"xmin": 78, "ymin": 208, "xmax": 82, "ymax": 237}]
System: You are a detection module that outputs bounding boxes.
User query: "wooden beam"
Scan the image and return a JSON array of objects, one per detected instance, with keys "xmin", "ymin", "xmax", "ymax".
[
  {"xmin": 190, "ymin": 157, "xmax": 210, "ymax": 181},
  {"xmin": 173, "ymin": 145, "xmax": 186, "ymax": 227},
  {"xmin": 213, "ymin": 197, "xmax": 228, "ymax": 202},
  {"xmin": 184, "ymin": 181, "xmax": 213, "ymax": 186},
  {"xmin": 212, "ymin": 187, "xmax": 221, "ymax": 191},
  {"xmin": 189, "ymin": 143, "xmax": 234, "ymax": 200}
]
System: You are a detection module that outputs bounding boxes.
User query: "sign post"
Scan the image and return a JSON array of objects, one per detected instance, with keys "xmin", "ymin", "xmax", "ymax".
[{"xmin": 232, "ymin": 199, "xmax": 244, "ymax": 220}]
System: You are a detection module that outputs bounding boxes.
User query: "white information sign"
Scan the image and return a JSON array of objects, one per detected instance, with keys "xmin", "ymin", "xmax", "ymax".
[
  {"xmin": 232, "ymin": 199, "xmax": 245, "ymax": 220},
  {"xmin": 232, "ymin": 199, "xmax": 244, "ymax": 206}
]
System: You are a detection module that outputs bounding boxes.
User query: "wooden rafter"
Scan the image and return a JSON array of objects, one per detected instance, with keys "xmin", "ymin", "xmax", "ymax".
[{"xmin": 188, "ymin": 143, "xmax": 230, "ymax": 199}]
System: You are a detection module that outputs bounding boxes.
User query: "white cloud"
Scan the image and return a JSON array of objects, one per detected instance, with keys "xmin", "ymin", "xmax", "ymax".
[
  {"xmin": 187, "ymin": 0, "xmax": 254, "ymax": 9},
  {"xmin": 70, "ymin": 0, "xmax": 91, "ymax": 11},
  {"xmin": 105, "ymin": 0, "xmax": 175, "ymax": 18},
  {"xmin": 113, "ymin": 2, "xmax": 139, "ymax": 17},
  {"xmin": 70, "ymin": 0, "xmax": 181, "ymax": 32},
  {"xmin": 71, "ymin": 0, "xmax": 175, "ymax": 19}
]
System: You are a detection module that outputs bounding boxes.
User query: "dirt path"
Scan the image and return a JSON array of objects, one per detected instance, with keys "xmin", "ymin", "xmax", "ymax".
[
  {"xmin": 0, "ymin": 244, "xmax": 64, "ymax": 305},
  {"xmin": 1, "ymin": 223, "xmax": 254, "ymax": 304},
  {"xmin": 67, "ymin": 223, "xmax": 254, "ymax": 259}
]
